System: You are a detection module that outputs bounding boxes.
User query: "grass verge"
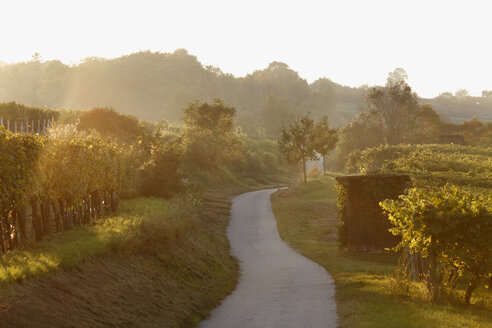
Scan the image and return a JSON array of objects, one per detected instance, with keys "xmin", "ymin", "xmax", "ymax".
[
  {"xmin": 271, "ymin": 175, "xmax": 491, "ymax": 328},
  {"xmin": 0, "ymin": 197, "xmax": 172, "ymax": 287},
  {"xmin": 0, "ymin": 193, "xmax": 239, "ymax": 328}
]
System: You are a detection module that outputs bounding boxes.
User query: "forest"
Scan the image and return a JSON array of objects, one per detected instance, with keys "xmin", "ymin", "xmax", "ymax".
[{"xmin": 0, "ymin": 50, "xmax": 491, "ymax": 137}]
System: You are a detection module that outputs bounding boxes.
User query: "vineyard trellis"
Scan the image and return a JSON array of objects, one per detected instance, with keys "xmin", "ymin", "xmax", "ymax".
[
  {"xmin": 342, "ymin": 143, "xmax": 492, "ymax": 304},
  {"xmin": 0, "ymin": 190, "xmax": 118, "ymax": 252},
  {"xmin": 0, "ymin": 125, "xmax": 125, "ymax": 253},
  {"xmin": 0, "ymin": 117, "xmax": 52, "ymax": 135}
]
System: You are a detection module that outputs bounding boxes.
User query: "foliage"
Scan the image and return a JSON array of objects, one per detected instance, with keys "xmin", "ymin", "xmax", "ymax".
[
  {"xmin": 365, "ymin": 69, "xmax": 420, "ymax": 144},
  {"xmin": 182, "ymin": 99, "xmax": 244, "ymax": 169},
  {"xmin": 313, "ymin": 115, "xmax": 338, "ymax": 174},
  {"xmin": 260, "ymin": 93, "xmax": 296, "ymax": 137},
  {"xmin": 346, "ymin": 143, "xmax": 492, "ymax": 190},
  {"xmin": 137, "ymin": 143, "xmax": 183, "ymax": 198},
  {"xmin": 0, "ymin": 127, "xmax": 43, "ymax": 208},
  {"xmin": 0, "ymin": 102, "xmax": 59, "ymax": 123},
  {"xmin": 278, "ymin": 113, "xmax": 317, "ymax": 182},
  {"xmin": 78, "ymin": 107, "xmax": 150, "ymax": 144},
  {"xmin": 381, "ymin": 185, "xmax": 492, "ymax": 304},
  {"xmin": 335, "ymin": 182, "xmax": 348, "ymax": 249}
]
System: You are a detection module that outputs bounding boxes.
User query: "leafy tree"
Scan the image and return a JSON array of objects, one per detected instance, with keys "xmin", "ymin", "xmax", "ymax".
[
  {"xmin": 455, "ymin": 89, "xmax": 470, "ymax": 98},
  {"xmin": 78, "ymin": 107, "xmax": 149, "ymax": 144},
  {"xmin": 313, "ymin": 115, "xmax": 338, "ymax": 174},
  {"xmin": 302, "ymin": 78, "xmax": 337, "ymax": 120},
  {"xmin": 335, "ymin": 111, "xmax": 385, "ymax": 171},
  {"xmin": 182, "ymin": 99, "xmax": 243, "ymax": 169},
  {"xmin": 365, "ymin": 68, "xmax": 420, "ymax": 144},
  {"xmin": 278, "ymin": 113, "xmax": 317, "ymax": 182},
  {"xmin": 137, "ymin": 143, "xmax": 183, "ymax": 198},
  {"xmin": 481, "ymin": 90, "xmax": 492, "ymax": 98},
  {"xmin": 260, "ymin": 93, "xmax": 294, "ymax": 137}
]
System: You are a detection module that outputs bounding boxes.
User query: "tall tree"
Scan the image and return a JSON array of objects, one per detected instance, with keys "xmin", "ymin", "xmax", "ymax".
[
  {"xmin": 313, "ymin": 115, "xmax": 338, "ymax": 174},
  {"xmin": 365, "ymin": 68, "xmax": 420, "ymax": 144},
  {"xmin": 261, "ymin": 93, "xmax": 294, "ymax": 137},
  {"xmin": 278, "ymin": 114, "xmax": 317, "ymax": 182},
  {"xmin": 182, "ymin": 99, "xmax": 243, "ymax": 168}
]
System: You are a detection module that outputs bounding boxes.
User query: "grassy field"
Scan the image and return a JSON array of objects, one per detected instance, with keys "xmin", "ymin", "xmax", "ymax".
[{"xmin": 271, "ymin": 175, "xmax": 492, "ymax": 328}]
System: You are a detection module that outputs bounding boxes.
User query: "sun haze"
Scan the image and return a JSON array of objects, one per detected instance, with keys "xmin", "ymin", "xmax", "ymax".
[{"xmin": 1, "ymin": 0, "xmax": 491, "ymax": 98}]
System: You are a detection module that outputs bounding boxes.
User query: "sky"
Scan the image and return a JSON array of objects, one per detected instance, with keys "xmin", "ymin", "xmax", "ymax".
[{"xmin": 1, "ymin": 0, "xmax": 491, "ymax": 98}]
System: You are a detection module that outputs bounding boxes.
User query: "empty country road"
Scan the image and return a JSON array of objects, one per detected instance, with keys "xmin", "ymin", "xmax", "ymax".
[{"xmin": 199, "ymin": 189, "xmax": 338, "ymax": 328}]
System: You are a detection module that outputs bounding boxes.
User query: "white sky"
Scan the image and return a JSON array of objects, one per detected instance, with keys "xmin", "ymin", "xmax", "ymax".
[{"xmin": 1, "ymin": 0, "xmax": 491, "ymax": 98}]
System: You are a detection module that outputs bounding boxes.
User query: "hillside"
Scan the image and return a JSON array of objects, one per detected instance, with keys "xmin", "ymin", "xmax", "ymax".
[{"xmin": 0, "ymin": 50, "xmax": 490, "ymax": 131}]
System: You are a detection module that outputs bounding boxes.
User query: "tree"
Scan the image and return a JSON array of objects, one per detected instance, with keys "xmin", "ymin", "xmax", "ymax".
[
  {"xmin": 335, "ymin": 111, "xmax": 385, "ymax": 171},
  {"xmin": 278, "ymin": 114, "xmax": 317, "ymax": 182},
  {"xmin": 313, "ymin": 115, "xmax": 338, "ymax": 174},
  {"xmin": 182, "ymin": 99, "xmax": 243, "ymax": 169},
  {"xmin": 261, "ymin": 93, "xmax": 294, "ymax": 137},
  {"xmin": 365, "ymin": 68, "xmax": 420, "ymax": 144},
  {"xmin": 481, "ymin": 90, "xmax": 492, "ymax": 98},
  {"xmin": 387, "ymin": 67, "xmax": 408, "ymax": 84},
  {"xmin": 455, "ymin": 89, "xmax": 470, "ymax": 98},
  {"xmin": 411, "ymin": 104, "xmax": 443, "ymax": 142}
]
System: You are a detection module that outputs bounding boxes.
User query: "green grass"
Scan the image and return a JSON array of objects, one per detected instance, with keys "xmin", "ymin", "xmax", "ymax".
[
  {"xmin": 0, "ymin": 197, "xmax": 171, "ymax": 287},
  {"xmin": 0, "ymin": 193, "xmax": 240, "ymax": 327},
  {"xmin": 271, "ymin": 175, "xmax": 492, "ymax": 328}
]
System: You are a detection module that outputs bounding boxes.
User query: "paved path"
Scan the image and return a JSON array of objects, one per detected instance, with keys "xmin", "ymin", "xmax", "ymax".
[{"xmin": 199, "ymin": 189, "xmax": 338, "ymax": 328}]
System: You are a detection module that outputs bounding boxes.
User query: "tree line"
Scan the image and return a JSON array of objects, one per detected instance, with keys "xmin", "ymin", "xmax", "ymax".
[{"xmin": 0, "ymin": 50, "xmax": 489, "ymax": 139}]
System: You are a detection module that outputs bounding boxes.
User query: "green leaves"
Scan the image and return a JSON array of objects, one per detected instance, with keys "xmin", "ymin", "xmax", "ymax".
[
  {"xmin": 0, "ymin": 127, "xmax": 121, "ymax": 208},
  {"xmin": 381, "ymin": 184, "xmax": 492, "ymax": 302}
]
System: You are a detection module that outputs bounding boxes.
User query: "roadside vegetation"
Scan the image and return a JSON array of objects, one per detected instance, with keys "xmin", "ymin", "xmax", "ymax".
[
  {"xmin": 0, "ymin": 99, "xmax": 290, "ymax": 327},
  {"xmin": 271, "ymin": 175, "xmax": 491, "ymax": 328},
  {"xmin": 0, "ymin": 198, "xmax": 171, "ymax": 286}
]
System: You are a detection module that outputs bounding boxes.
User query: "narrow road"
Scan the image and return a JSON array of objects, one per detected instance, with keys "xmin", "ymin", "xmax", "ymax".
[{"xmin": 199, "ymin": 189, "xmax": 338, "ymax": 328}]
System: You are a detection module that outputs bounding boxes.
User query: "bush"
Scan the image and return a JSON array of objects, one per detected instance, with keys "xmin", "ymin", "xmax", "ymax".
[
  {"xmin": 381, "ymin": 185, "xmax": 492, "ymax": 304},
  {"xmin": 138, "ymin": 144, "xmax": 183, "ymax": 198}
]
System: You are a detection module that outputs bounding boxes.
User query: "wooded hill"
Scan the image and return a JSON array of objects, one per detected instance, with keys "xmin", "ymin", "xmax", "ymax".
[{"xmin": 0, "ymin": 50, "xmax": 490, "ymax": 136}]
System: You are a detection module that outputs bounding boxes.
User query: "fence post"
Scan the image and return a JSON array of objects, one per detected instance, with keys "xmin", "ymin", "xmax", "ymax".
[
  {"xmin": 21, "ymin": 122, "xmax": 24, "ymax": 134},
  {"xmin": 7, "ymin": 120, "xmax": 9, "ymax": 131},
  {"xmin": 14, "ymin": 121, "xmax": 17, "ymax": 133},
  {"xmin": 0, "ymin": 117, "xmax": 3, "ymax": 127},
  {"xmin": 31, "ymin": 120, "xmax": 34, "ymax": 134},
  {"xmin": 37, "ymin": 120, "xmax": 40, "ymax": 134}
]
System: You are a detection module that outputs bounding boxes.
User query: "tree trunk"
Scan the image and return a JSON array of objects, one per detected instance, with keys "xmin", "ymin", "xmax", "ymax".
[
  {"xmin": 52, "ymin": 201, "xmax": 61, "ymax": 232},
  {"xmin": 17, "ymin": 206, "xmax": 27, "ymax": 241},
  {"xmin": 323, "ymin": 155, "xmax": 326, "ymax": 175},
  {"xmin": 302, "ymin": 157, "xmax": 307, "ymax": 183},
  {"xmin": 0, "ymin": 210, "xmax": 5, "ymax": 253},
  {"xmin": 428, "ymin": 250, "xmax": 440, "ymax": 302},
  {"xmin": 58, "ymin": 199, "xmax": 67, "ymax": 230},
  {"xmin": 464, "ymin": 271, "xmax": 482, "ymax": 306},
  {"xmin": 31, "ymin": 199, "xmax": 42, "ymax": 242}
]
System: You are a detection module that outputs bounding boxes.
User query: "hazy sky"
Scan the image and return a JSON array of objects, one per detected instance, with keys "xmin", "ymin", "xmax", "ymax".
[{"xmin": 1, "ymin": 0, "xmax": 491, "ymax": 98}]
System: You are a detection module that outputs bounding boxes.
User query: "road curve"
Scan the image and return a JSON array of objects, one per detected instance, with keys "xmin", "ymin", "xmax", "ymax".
[{"xmin": 199, "ymin": 189, "xmax": 338, "ymax": 328}]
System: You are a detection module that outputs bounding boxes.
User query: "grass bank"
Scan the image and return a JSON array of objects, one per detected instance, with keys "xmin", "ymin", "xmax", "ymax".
[
  {"xmin": 271, "ymin": 175, "xmax": 491, "ymax": 328},
  {"xmin": 0, "ymin": 193, "xmax": 239, "ymax": 328},
  {"xmin": 0, "ymin": 198, "xmax": 171, "ymax": 286}
]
